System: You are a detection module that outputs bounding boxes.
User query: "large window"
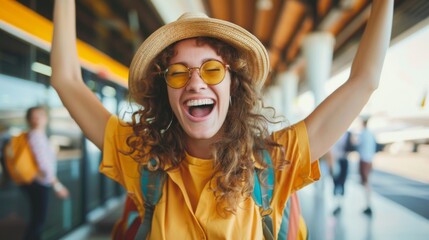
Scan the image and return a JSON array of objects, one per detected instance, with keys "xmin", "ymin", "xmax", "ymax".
[
  {"xmin": 0, "ymin": 32, "xmax": 31, "ymax": 80},
  {"xmin": 0, "ymin": 28, "xmax": 125, "ymax": 240}
]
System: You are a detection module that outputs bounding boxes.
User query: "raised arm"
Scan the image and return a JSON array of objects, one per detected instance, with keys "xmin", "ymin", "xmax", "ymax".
[
  {"xmin": 50, "ymin": 0, "xmax": 111, "ymax": 149},
  {"xmin": 304, "ymin": 0, "xmax": 394, "ymax": 160}
]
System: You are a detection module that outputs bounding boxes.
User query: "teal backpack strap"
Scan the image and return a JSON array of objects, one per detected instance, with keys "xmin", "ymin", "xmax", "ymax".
[
  {"xmin": 253, "ymin": 150, "xmax": 296, "ymax": 239},
  {"xmin": 135, "ymin": 158, "xmax": 166, "ymax": 239},
  {"xmin": 252, "ymin": 150, "xmax": 275, "ymax": 240}
]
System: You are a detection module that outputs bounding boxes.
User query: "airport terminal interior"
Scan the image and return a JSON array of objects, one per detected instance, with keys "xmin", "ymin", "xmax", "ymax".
[{"xmin": 1, "ymin": 0, "xmax": 428, "ymax": 239}]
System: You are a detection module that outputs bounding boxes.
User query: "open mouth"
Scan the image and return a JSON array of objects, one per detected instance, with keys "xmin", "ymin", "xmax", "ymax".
[{"xmin": 186, "ymin": 99, "xmax": 215, "ymax": 118}]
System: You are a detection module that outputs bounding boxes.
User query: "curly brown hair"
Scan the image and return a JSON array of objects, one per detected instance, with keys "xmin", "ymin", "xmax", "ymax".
[{"xmin": 126, "ymin": 37, "xmax": 282, "ymax": 215}]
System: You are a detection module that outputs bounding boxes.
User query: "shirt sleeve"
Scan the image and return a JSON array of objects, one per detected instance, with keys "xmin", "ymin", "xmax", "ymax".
[
  {"xmin": 99, "ymin": 115, "xmax": 142, "ymax": 188},
  {"xmin": 28, "ymin": 131, "xmax": 56, "ymax": 185},
  {"xmin": 270, "ymin": 121, "xmax": 321, "ymax": 209}
]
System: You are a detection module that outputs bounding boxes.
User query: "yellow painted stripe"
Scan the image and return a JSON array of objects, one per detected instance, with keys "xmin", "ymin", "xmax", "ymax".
[{"xmin": 0, "ymin": 0, "xmax": 129, "ymax": 86}]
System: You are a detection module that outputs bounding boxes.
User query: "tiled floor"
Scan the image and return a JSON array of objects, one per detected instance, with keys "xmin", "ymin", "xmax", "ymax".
[{"xmin": 300, "ymin": 160, "xmax": 429, "ymax": 240}]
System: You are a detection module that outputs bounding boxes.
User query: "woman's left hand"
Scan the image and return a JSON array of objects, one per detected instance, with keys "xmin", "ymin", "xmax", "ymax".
[{"xmin": 53, "ymin": 181, "xmax": 70, "ymax": 199}]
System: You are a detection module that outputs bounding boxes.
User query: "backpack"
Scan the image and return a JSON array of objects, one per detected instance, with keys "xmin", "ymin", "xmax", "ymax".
[
  {"xmin": 4, "ymin": 133, "xmax": 39, "ymax": 185},
  {"xmin": 112, "ymin": 150, "xmax": 307, "ymax": 240}
]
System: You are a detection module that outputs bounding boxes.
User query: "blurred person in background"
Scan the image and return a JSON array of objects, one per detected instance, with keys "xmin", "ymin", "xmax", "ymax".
[
  {"xmin": 328, "ymin": 131, "xmax": 356, "ymax": 215},
  {"xmin": 357, "ymin": 118, "xmax": 377, "ymax": 216},
  {"xmin": 21, "ymin": 106, "xmax": 69, "ymax": 240}
]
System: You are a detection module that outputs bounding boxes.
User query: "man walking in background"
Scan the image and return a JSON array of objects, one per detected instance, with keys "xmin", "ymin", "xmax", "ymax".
[
  {"xmin": 329, "ymin": 131, "xmax": 356, "ymax": 215},
  {"xmin": 358, "ymin": 118, "xmax": 377, "ymax": 216}
]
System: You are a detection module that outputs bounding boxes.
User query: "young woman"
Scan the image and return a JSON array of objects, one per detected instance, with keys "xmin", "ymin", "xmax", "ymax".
[{"xmin": 50, "ymin": 0, "xmax": 393, "ymax": 239}]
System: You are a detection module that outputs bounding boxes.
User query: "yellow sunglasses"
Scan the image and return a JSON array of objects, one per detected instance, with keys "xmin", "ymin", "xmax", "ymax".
[{"xmin": 161, "ymin": 59, "xmax": 230, "ymax": 89}]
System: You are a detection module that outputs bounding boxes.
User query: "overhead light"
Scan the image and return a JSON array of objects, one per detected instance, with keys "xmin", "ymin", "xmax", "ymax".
[
  {"xmin": 257, "ymin": 0, "xmax": 273, "ymax": 10},
  {"xmin": 31, "ymin": 62, "xmax": 51, "ymax": 77},
  {"xmin": 151, "ymin": 0, "xmax": 206, "ymax": 24},
  {"xmin": 340, "ymin": 0, "xmax": 357, "ymax": 9},
  {"xmin": 102, "ymin": 85, "xmax": 117, "ymax": 97}
]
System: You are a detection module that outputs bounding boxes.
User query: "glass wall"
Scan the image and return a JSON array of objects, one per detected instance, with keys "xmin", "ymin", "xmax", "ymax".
[{"xmin": 0, "ymin": 29, "xmax": 125, "ymax": 240}]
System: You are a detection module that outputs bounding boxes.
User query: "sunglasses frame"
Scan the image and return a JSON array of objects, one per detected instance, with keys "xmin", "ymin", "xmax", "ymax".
[{"xmin": 160, "ymin": 59, "xmax": 230, "ymax": 89}]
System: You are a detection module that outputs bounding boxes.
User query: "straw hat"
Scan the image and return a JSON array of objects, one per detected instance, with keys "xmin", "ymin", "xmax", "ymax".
[{"xmin": 128, "ymin": 12, "xmax": 270, "ymax": 93}]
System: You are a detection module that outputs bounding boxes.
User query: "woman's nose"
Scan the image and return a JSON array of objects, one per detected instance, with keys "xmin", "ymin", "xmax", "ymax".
[{"xmin": 185, "ymin": 69, "xmax": 208, "ymax": 92}]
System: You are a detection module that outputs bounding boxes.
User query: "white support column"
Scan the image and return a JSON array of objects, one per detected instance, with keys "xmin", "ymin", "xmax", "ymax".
[
  {"xmin": 263, "ymin": 85, "xmax": 283, "ymax": 132},
  {"xmin": 263, "ymin": 85, "xmax": 282, "ymax": 114},
  {"xmin": 302, "ymin": 32, "xmax": 335, "ymax": 106},
  {"xmin": 276, "ymin": 71, "xmax": 299, "ymax": 122}
]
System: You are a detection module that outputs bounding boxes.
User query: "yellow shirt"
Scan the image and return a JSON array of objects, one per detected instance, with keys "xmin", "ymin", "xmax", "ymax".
[{"xmin": 100, "ymin": 115, "xmax": 320, "ymax": 239}]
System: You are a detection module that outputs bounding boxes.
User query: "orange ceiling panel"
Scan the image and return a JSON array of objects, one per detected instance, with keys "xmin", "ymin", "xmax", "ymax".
[
  {"xmin": 318, "ymin": 0, "xmax": 332, "ymax": 17},
  {"xmin": 286, "ymin": 17, "xmax": 313, "ymax": 62},
  {"xmin": 271, "ymin": 1, "xmax": 306, "ymax": 50},
  {"xmin": 233, "ymin": 0, "xmax": 255, "ymax": 31},
  {"xmin": 269, "ymin": 0, "xmax": 306, "ymax": 68},
  {"xmin": 253, "ymin": 0, "xmax": 282, "ymax": 45},
  {"xmin": 328, "ymin": 0, "xmax": 369, "ymax": 35},
  {"xmin": 208, "ymin": 0, "xmax": 231, "ymax": 21}
]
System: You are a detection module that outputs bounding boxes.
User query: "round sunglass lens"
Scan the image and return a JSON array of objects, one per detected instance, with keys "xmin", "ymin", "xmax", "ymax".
[
  {"xmin": 201, "ymin": 60, "xmax": 225, "ymax": 85},
  {"xmin": 166, "ymin": 64, "xmax": 189, "ymax": 88}
]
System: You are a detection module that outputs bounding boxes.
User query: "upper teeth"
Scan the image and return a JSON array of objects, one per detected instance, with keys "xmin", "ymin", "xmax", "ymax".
[{"xmin": 187, "ymin": 99, "xmax": 214, "ymax": 107}]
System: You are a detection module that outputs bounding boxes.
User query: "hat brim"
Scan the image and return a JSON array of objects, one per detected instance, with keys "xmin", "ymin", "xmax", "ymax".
[{"xmin": 129, "ymin": 14, "xmax": 269, "ymax": 93}]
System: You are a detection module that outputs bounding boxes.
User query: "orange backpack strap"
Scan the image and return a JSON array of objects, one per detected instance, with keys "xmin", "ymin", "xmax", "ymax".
[
  {"xmin": 284, "ymin": 193, "xmax": 303, "ymax": 240},
  {"xmin": 112, "ymin": 197, "xmax": 140, "ymax": 240}
]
